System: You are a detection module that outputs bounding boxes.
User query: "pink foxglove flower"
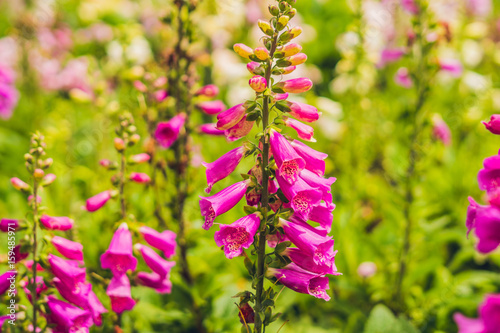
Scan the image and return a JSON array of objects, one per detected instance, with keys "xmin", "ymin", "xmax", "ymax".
[
  {"xmin": 195, "ymin": 84, "xmax": 219, "ymax": 98},
  {"xmin": 48, "ymin": 254, "xmax": 86, "ymax": 287},
  {"xmin": 291, "ymin": 140, "xmax": 328, "ymax": 176},
  {"xmin": 275, "ymin": 78, "xmax": 313, "ymax": 94},
  {"xmin": 267, "ymin": 263, "xmax": 331, "ymax": 301},
  {"xmin": 0, "ymin": 271, "xmax": 15, "ymax": 295},
  {"xmin": 46, "ymin": 296, "xmax": 93, "ymax": 332},
  {"xmin": 454, "ymin": 294, "xmax": 500, "ymax": 333},
  {"xmin": 288, "ymin": 101, "xmax": 320, "ymax": 122},
  {"xmin": 270, "ymin": 130, "xmax": 305, "ymax": 184},
  {"xmin": 155, "ymin": 113, "xmax": 186, "ymax": 148},
  {"xmin": 136, "ymin": 272, "xmax": 172, "ymax": 294},
  {"xmin": 284, "ymin": 247, "xmax": 339, "ymax": 276},
  {"xmin": 87, "ymin": 290, "xmax": 107, "ymax": 326},
  {"xmin": 224, "ymin": 115, "xmax": 254, "ymax": 141},
  {"xmin": 395, "ymin": 67, "xmax": 413, "ymax": 88},
  {"xmin": 40, "ymin": 215, "xmax": 74, "ymax": 231},
  {"xmin": 199, "ymin": 180, "xmax": 249, "ymax": 230},
  {"xmin": 85, "ymin": 190, "xmax": 111, "ymax": 212},
  {"xmin": 300, "ymin": 169, "xmax": 336, "ymax": 205},
  {"xmin": 482, "ymin": 115, "xmax": 500, "ymax": 135},
  {"xmin": 478, "ymin": 152, "xmax": 500, "ymax": 194},
  {"xmin": 134, "ymin": 244, "xmax": 175, "ymax": 278},
  {"xmin": 154, "ymin": 90, "xmax": 168, "ymax": 102},
  {"xmin": 139, "ymin": 226, "xmax": 177, "ymax": 259},
  {"xmin": 203, "ymin": 146, "xmax": 246, "ymax": 193},
  {"xmin": 53, "ymin": 277, "xmax": 91, "ymax": 308},
  {"xmin": 216, "ymin": 103, "xmax": 246, "ymax": 130},
  {"xmin": 51, "ymin": 236, "xmax": 84, "ymax": 261},
  {"xmin": 247, "ymin": 62, "xmax": 265, "ymax": 76},
  {"xmin": 101, "ymin": 223, "xmax": 138, "ymax": 276},
  {"xmin": 196, "ymin": 100, "xmax": 226, "ymax": 115},
  {"xmin": 276, "ymin": 175, "xmax": 322, "ymax": 220},
  {"xmin": 0, "ymin": 218, "xmax": 18, "ymax": 232},
  {"xmin": 286, "ymin": 53, "xmax": 307, "ymax": 66},
  {"xmin": 199, "ymin": 123, "xmax": 226, "ymax": 136},
  {"xmin": 129, "ymin": 172, "xmax": 151, "ymax": 184},
  {"xmin": 106, "ymin": 274, "xmax": 136, "ymax": 313},
  {"xmin": 274, "ymin": 93, "xmax": 289, "ymax": 101},
  {"xmin": 284, "ymin": 117, "xmax": 316, "ymax": 142},
  {"xmin": 472, "ymin": 205, "xmax": 500, "ymax": 253},
  {"xmin": 249, "ymin": 75, "xmax": 267, "ymax": 92},
  {"xmin": 309, "ymin": 202, "xmax": 335, "ymax": 233},
  {"xmin": 214, "ymin": 213, "xmax": 261, "ymax": 259}
]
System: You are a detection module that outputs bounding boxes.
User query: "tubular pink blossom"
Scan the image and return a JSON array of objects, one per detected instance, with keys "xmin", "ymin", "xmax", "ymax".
[
  {"xmin": 284, "ymin": 117, "xmax": 316, "ymax": 142},
  {"xmin": 40, "ymin": 215, "xmax": 74, "ymax": 231},
  {"xmin": 106, "ymin": 274, "xmax": 136, "ymax": 314},
  {"xmin": 195, "ymin": 84, "xmax": 219, "ymax": 98},
  {"xmin": 199, "ymin": 123, "xmax": 226, "ymax": 136},
  {"xmin": 53, "ymin": 277, "xmax": 91, "ymax": 308},
  {"xmin": 196, "ymin": 100, "xmax": 226, "ymax": 115},
  {"xmin": 454, "ymin": 293, "xmax": 500, "ymax": 333},
  {"xmin": 300, "ymin": 169, "xmax": 336, "ymax": 205},
  {"xmin": 309, "ymin": 202, "xmax": 335, "ymax": 233},
  {"xmin": 87, "ymin": 290, "xmax": 107, "ymax": 326},
  {"xmin": 130, "ymin": 153, "xmax": 151, "ymax": 163},
  {"xmin": 51, "ymin": 236, "xmax": 84, "ymax": 261},
  {"xmin": 10, "ymin": 177, "xmax": 29, "ymax": 191},
  {"xmin": 288, "ymin": 101, "xmax": 320, "ymax": 122},
  {"xmin": 0, "ymin": 218, "xmax": 18, "ymax": 232},
  {"xmin": 282, "ymin": 66, "xmax": 297, "ymax": 74},
  {"xmin": 270, "ymin": 130, "xmax": 305, "ymax": 184},
  {"xmin": 249, "ymin": 75, "xmax": 267, "ymax": 92},
  {"xmin": 13, "ymin": 245, "xmax": 28, "ymax": 263},
  {"xmin": 46, "ymin": 296, "xmax": 93, "ymax": 332},
  {"xmin": 48, "ymin": 254, "xmax": 86, "ymax": 288},
  {"xmin": 155, "ymin": 113, "xmax": 186, "ymax": 148},
  {"xmin": 139, "ymin": 226, "xmax": 177, "ymax": 258},
  {"xmin": 247, "ymin": 62, "xmax": 265, "ymax": 76},
  {"xmin": 134, "ymin": 244, "xmax": 176, "ymax": 278},
  {"xmin": 224, "ymin": 115, "xmax": 254, "ymax": 141},
  {"xmin": 20, "ymin": 276, "xmax": 47, "ymax": 303},
  {"xmin": 275, "ymin": 78, "xmax": 313, "ymax": 94},
  {"xmin": 0, "ymin": 271, "xmax": 16, "ymax": 295},
  {"xmin": 482, "ymin": 115, "xmax": 500, "ymax": 135},
  {"xmin": 203, "ymin": 146, "xmax": 246, "ymax": 193},
  {"xmin": 136, "ymin": 271, "xmax": 172, "ymax": 294},
  {"xmin": 274, "ymin": 93, "xmax": 289, "ymax": 101},
  {"xmin": 216, "ymin": 103, "xmax": 247, "ymax": 130},
  {"xmin": 85, "ymin": 190, "xmax": 112, "ymax": 212},
  {"xmin": 199, "ymin": 180, "xmax": 249, "ymax": 230},
  {"xmin": 395, "ymin": 67, "xmax": 413, "ymax": 89},
  {"xmin": 129, "ymin": 172, "xmax": 151, "ymax": 184},
  {"xmin": 154, "ymin": 90, "xmax": 168, "ymax": 102},
  {"xmin": 101, "ymin": 223, "xmax": 138, "ymax": 276},
  {"xmin": 283, "ymin": 247, "xmax": 340, "ymax": 276},
  {"xmin": 474, "ymin": 205, "xmax": 500, "ymax": 253},
  {"xmin": 276, "ymin": 173, "xmax": 322, "ymax": 220},
  {"xmin": 478, "ymin": 152, "xmax": 500, "ymax": 194},
  {"xmin": 214, "ymin": 213, "xmax": 261, "ymax": 259},
  {"xmin": 291, "ymin": 140, "xmax": 328, "ymax": 176}
]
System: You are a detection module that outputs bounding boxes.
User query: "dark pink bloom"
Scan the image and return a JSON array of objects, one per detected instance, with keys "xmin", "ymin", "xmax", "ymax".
[
  {"xmin": 309, "ymin": 202, "xmax": 335, "ymax": 233},
  {"xmin": 432, "ymin": 116, "xmax": 452, "ymax": 146},
  {"xmin": 284, "ymin": 247, "xmax": 340, "ymax": 276},
  {"xmin": 129, "ymin": 172, "xmax": 151, "ymax": 184},
  {"xmin": 0, "ymin": 271, "xmax": 15, "ymax": 295},
  {"xmin": 154, "ymin": 90, "xmax": 168, "ymax": 102},
  {"xmin": 0, "ymin": 82, "xmax": 18, "ymax": 120},
  {"xmin": 288, "ymin": 101, "xmax": 320, "ymax": 122},
  {"xmin": 53, "ymin": 277, "xmax": 91, "ymax": 308},
  {"xmin": 51, "ymin": 236, "xmax": 84, "ymax": 261},
  {"xmin": 482, "ymin": 115, "xmax": 500, "ymax": 135},
  {"xmin": 291, "ymin": 140, "xmax": 328, "ymax": 176},
  {"xmin": 48, "ymin": 254, "xmax": 86, "ymax": 288},
  {"xmin": 139, "ymin": 226, "xmax": 177, "ymax": 259},
  {"xmin": 87, "ymin": 290, "xmax": 107, "ymax": 326},
  {"xmin": 216, "ymin": 103, "xmax": 246, "ymax": 130},
  {"xmin": 270, "ymin": 130, "xmax": 305, "ymax": 184},
  {"xmin": 440, "ymin": 59, "xmax": 463, "ymax": 78},
  {"xmin": 378, "ymin": 48, "xmax": 405, "ymax": 67},
  {"xmin": 101, "ymin": 223, "xmax": 138, "ymax": 276},
  {"xmin": 136, "ymin": 271, "xmax": 172, "ymax": 294},
  {"xmin": 195, "ymin": 84, "xmax": 219, "ymax": 98},
  {"xmin": 199, "ymin": 123, "xmax": 226, "ymax": 136},
  {"xmin": 284, "ymin": 117, "xmax": 316, "ymax": 142},
  {"xmin": 40, "ymin": 215, "xmax": 74, "ymax": 231},
  {"xmin": 214, "ymin": 213, "xmax": 261, "ymax": 259},
  {"xmin": 454, "ymin": 293, "xmax": 500, "ymax": 333},
  {"xmin": 85, "ymin": 190, "xmax": 111, "ymax": 212},
  {"xmin": 155, "ymin": 113, "xmax": 186, "ymax": 148},
  {"xmin": 0, "ymin": 315, "xmax": 10, "ymax": 329},
  {"xmin": 199, "ymin": 181, "xmax": 249, "ymax": 230},
  {"xmin": 24, "ymin": 260, "xmax": 43, "ymax": 272},
  {"xmin": 0, "ymin": 218, "xmax": 18, "ymax": 232},
  {"xmin": 224, "ymin": 115, "xmax": 254, "ymax": 141},
  {"xmin": 13, "ymin": 245, "xmax": 28, "ymax": 263},
  {"xmin": 395, "ymin": 67, "xmax": 413, "ymax": 89},
  {"xmin": 276, "ymin": 174, "xmax": 322, "ymax": 220},
  {"xmin": 300, "ymin": 169, "xmax": 336, "ymax": 205},
  {"xmin": 46, "ymin": 296, "xmax": 93, "ymax": 332},
  {"xmin": 106, "ymin": 274, "xmax": 136, "ymax": 314},
  {"xmin": 401, "ymin": 0, "xmax": 419, "ymax": 14},
  {"xmin": 473, "ymin": 205, "xmax": 500, "ymax": 253},
  {"xmin": 478, "ymin": 153, "xmax": 500, "ymax": 194},
  {"xmin": 274, "ymin": 93, "xmax": 289, "ymax": 101},
  {"xmin": 130, "ymin": 153, "xmax": 151, "ymax": 164},
  {"xmin": 249, "ymin": 75, "xmax": 267, "ymax": 92},
  {"xmin": 203, "ymin": 146, "xmax": 246, "ymax": 193},
  {"xmin": 134, "ymin": 244, "xmax": 176, "ymax": 278},
  {"xmin": 267, "ymin": 263, "xmax": 331, "ymax": 301},
  {"xmin": 196, "ymin": 100, "xmax": 226, "ymax": 115},
  {"xmin": 275, "ymin": 78, "xmax": 313, "ymax": 94}
]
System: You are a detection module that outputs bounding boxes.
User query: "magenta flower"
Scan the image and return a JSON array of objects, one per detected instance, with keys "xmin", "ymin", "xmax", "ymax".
[
  {"xmin": 395, "ymin": 67, "xmax": 413, "ymax": 89},
  {"xmin": 195, "ymin": 84, "xmax": 219, "ymax": 98},
  {"xmin": 473, "ymin": 205, "xmax": 500, "ymax": 253},
  {"xmin": 454, "ymin": 294, "xmax": 500, "ymax": 333},
  {"xmin": 196, "ymin": 100, "xmax": 226, "ymax": 115},
  {"xmin": 0, "ymin": 271, "xmax": 15, "ymax": 295},
  {"xmin": 225, "ymin": 115, "xmax": 255, "ymax": 142},
  {"xmin": 40, "ymin": 215, "xmax": 74, "ymax": 231},
  {"xmin": 214, "ymin": 213, "xmax": 261, "ymax": 259},
  {"xmin": 216, "ymin": 103, "xmax": 246, "ymax": 130},
  {"xmin": 276, "ymin": 175, "xmax": 322, "ymax": 220},
  {"xmin": 401, "ymin": 0, "xmax": 419, "ymax": 14},
  {"xmin": 203, "ymin": 146, "xmax": 246, "ymax": 193},
  {"xmin": 275, "ymin": 78, "xmax": 313, "ymax": 94},
  {"xmin": 51, "ymin": 236, "xmax": 84, "ymax": 261},
  {"xmin": 439, "ymin": 59, "xmax": 463, "ymax": 78},
  {"xmin": 155, "ymin": 113, "xmax": 186, "ymax": 148},
  {"xmin": 13, "ymin": 245, "xmax": 28, "ymax": 263},
  {"xmin": 247, "ymin": 62, "xmax": 265, "ymax": 76},
  {"xmin": 284, "ymin": 117, "xmax": 316, "ymax": 142},
  {"xmin": 274, "ymin": 93, "xmax": 289, "ymax": 101},
  {"xmin": 134, "ymin": 244, "xmax": 176, "ymax": 278},
  {"xmin": 136, "ymin": 271, "xmax": 172, "ymax": 294},
  {"xmin": 288, "ymin": 101, "xmax": 320, "ymax": 122},
  {"xmin": 130, "ymin": 153, "xmax": 151, "ymax": 164},
  {"xmin": 309, "ymin": 202, "xmax": 335, "ymax": 233},
  {"xmin": 478, "ymin": 153, "xmax": 500, "ymax": 194},
  {"xmin": 53, "ymin": 277, "xmax": 91, "ymax": 308},
  {"xmin": 267, "ymin": 263, "xmax": 331, "ymax": 301},
  {"xmin": 129, "ymin": 172, "xmax": 151, "ymax": 184},
  {"xmin": 378, "ymin": 48, "xmax": 405, "ymax": 68},
  {"xmin": 0, "ymin": 219, "xmax": 18, "ymax": 232},
  {"xmin": 101, "ymin": 223, "xmax": 138, "ymax": 276},
  {"xmin": 249, "ymin": 75, "xmax": 267, "ymax": 93},
  {"xmin": 199, "ymin": 123, "xmax": 226, "ymax": 136},
  {"xmin": 85, "ymin": 190, "xmax": 112, "ymax": 212},
  {"xmin": 270, "ymin": 130, "xmax": 305, "ymax": 184},
  {"xmin": 10, "ymin": 177, "xmax": 29, "ymax": 191},
  {"xmin": 482, "ymin": 115, "xmax": 500, "ymax": 135},
  {"xmin": 284, "ymin": 247, "xmax": 340, "ymax": 276},
  {"xmin": 106, "ymin": 275, "xmax": 136, "ymax": 314},
  {"xmin": 48, "ymin": 254, "xmax": 86, "ymax": 287},
  {"xmin": 291, "ymin": 140, "xmax": 328, "ymax": 176},
  {"xmin": 46, "ymin": 296, "xmax": 93, "ymax": 332},
  {"xmin": 0, "ymin": 82, "xmax": 19, "ymax": 120},
  {"xmin": 466, "ymin": 197, "xmax": 483, "ymax": 237},
  {"xmin": 154, "ymin": 90, "xmax": 168, "ymax": 102},
  {"xmin": 300, "ymin": 169, "xmax": 336, "ymax": 205},
  {"xmin": 199, "ymin": 180, "xmax": 249, "ymax": 230},
  {"xmin": 87, "ymin": 290, "xmax": 107, "ymax": 326},
  {"xmin": 139, "ymin": 226, "xmax": 177, "ymax": 259}
]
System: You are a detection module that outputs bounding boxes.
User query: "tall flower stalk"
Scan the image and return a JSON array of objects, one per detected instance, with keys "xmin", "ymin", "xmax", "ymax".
[{"xmin": 200, "ymin": 1, "xmax": 340, "ymax": 331}]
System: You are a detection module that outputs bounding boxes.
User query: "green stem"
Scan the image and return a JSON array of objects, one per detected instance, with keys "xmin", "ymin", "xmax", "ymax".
[
  {"xmin": 31, "ymin": 176, "xmax": 39, "ymax": 330},
  {"xmin": 119, "ymin": 151, "xmax": 126, "ymax": 220}
]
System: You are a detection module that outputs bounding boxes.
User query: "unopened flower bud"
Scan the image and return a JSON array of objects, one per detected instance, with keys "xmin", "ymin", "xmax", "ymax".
[
  {"xmin": 289, "ymin": 26, "xmax": 302, "ymax": 39},
  {"xmin": 154, "ymin": 90, "xmax": 168, "ymax": 102},
  {"xmin": 130, "ymin": 134, "xmax": 141, "ymax": 145},
  {"xmin": 254, "ymin": 47, "xmax": 269, "ymax": 61},
  {"xmin": 282, "ymin": 66, "xmax": 297, "ymax": 74},
  {"xmin": 195, "ymin": 84, "xmax": 219, "ymax": 98},
  {"xmin": 277, "ymin": 16, "xmax": 290, "ymax": 30},
  {"xmin": 11, "ymin": 177, "xmax": 30, "ymax": 191},
  {"xmin": 129, "ymin": 172, "xmax": 151, "ymax": 184},
  {"xmin": 273, "ymin": 78, "xmax": 313, "ymax": 94},
  {"xmin": 288, "ymin": 8, "xmax": 297, "ymax": 18},
  {"xmin": 41, "ymin": 173, "xmax": 56, "ymax": 186},
  {"xmin": 100, "ymin": 159, "xmax": 113, "ymax": 168},
  {"xmin": 33, "ymin": 169, "xmax": 44, "ymax": 180},
  {"xmin": 24, "ymin": 154, "xmax": 33, "ymax": 163},
  {"xmin": 133, "ymin": 81, "xmax": 147, "ymax": 92},
  {"xmin": 268, "ymin": 4, "xmax": 279, "ymax": 16},
  {"xmin": 483, "ymin": 115, "xmax": 500, "ymax": 135},
  {"xmin": 233, "ymin": 43, "xmax": 254, "ymax": 59},
  {"xmin": 286, "ymin": 53, "xmax": 307, "ymax": 66},
  {"xmin": 130, "ymin": 153, "xmax": 151, "ymax": 164},
  {"xmin": 43, "ymin": 158, "xmax": 53, "ymax": 169},
  {"xmin": 258, "ymin": 20, "xmax": 273, "ymax": 36},
  {"xmin": 247, "ymin": 62, "xmax": 265, "ymax": 76},
  {"xmin": 279, "ymin": 2, "xmax": 291, "ymax": 11},
  {"xmin": 114, "ymin": 138, "xmax": 125, "ymax": 152},
  {"xmin": 249, "ymin": 76, "xmax": 267, "ymax": 93}
]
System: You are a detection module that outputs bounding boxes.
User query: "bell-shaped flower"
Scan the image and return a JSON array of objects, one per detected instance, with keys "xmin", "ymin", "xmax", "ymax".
[
  {"xmin": 46, "ymin": 296, "xmax": 93, "ymax": 332},
  {"xmin": 0, "ymin": 218, "xmax": 18, "ymax": 232},
  {"xmin": 85, "ymin": 190, "xmax": 111, "ymax": 212},
  {"xmin": 283, "ymin": 247, "xmax": 340, "ymax": 276},
  {"xmin": 300, "ymin": 169, "xmax": 336, "ymax": 205},
  {"xmin": 0, "ymin": 271, "xmax": 15, "ymax": 295},
  {"xmin": 214, "ymin": 213, "xmax": 261, "ymax": 259},
  {"xmin": 287, "ymin": 101, "xmax": 320, "ymax": 122},
  {"xmin": 101, "ymin": 223, "xmax": 138, "ymax": 276},
  {"xmin": 478, "ymin": 152, "xmax": 500, "ymax": 194},
  {"xmin": 483, "ymin": 115, "xmax": 500, "ymax": 135},
  {"xmin": 199, "ymin": 123, "xmax": 225, "ymax": 136},
  {"xmin": 203, "ymin": 146, "xmax": 246, "ymax": 193},
  {"xmin": 267, "ymin": 263, "xmax": 331, "ymax": 301},
  {"xmin": 276, "ymin": 173, "xmax": 322, "ymax": 220},
  {"xmin": 48, "ymin": 254, "xmax": 86, "ymax": 288},
  {"xmin": 154, "ymin": 113, "xmax": 186, "ymax": 148},
  {"xmin": 270, "ymin": 130, "xmax": 305, "ymax": 184},
  {"xmin": 199, "ymin": 180, "xmax": 249, "ymax": 230},
  {"xmin": 284, "ymin": 117, "xmax": 316, "ymax": 142},
  {"xmin": 106, "ymin": 274, "xmax": 136, "ymax": 314},
  {"xmin": 134, "ymin": 244, "xmax": 175, "ymax": 278},
  {"xmin": 52, "ymin": 236, "xmax": 84, "ymax": 261},
  {"xmin": 454, "ymin": 293, "xmax": 500, "ymax": 333},
  {"xmin": 275, "ymin": 78, "xmax": 313, "ymax": 94},
  {"xmin": 139, "ymin": 226, "xmax": 177, "ymax": 259},
  {"xmin": 473, "ymin": 205, "xmax": 500, "ymax": 253},
  {"xmin": 309, "ymin": 202, "xmax": 335, "ymax": 233},
  {"xmin": 196, "ymin": 100, "xmax": 226, "ymax": 115},
  {"xmin": 136, "ymin": 272, "xmax": 172, "ymax": 294},
  {"xmin": 216, "ymin": 103, "xmax": 246, "ymax": 130},
  {"xmin": 195, "ymin": 84, "xmax": 219, "ymax": 98},
  {"xmin": 53, "ymin": 277, "xmax": 91, "ymax": 308},
  {"xmin": 225, "ymin": 115, "xmax": 254, "ymax": 141},
  {"xmin": 40, "ymin": 215, "xmax": 74, "ymax": 231},
  {"xmin": 290, "ymin": 140, "xmax": 327, "ymax": 176},
  {"xmin": 87, "ymin": 290, "xmax": 107, "ymax": 326}
]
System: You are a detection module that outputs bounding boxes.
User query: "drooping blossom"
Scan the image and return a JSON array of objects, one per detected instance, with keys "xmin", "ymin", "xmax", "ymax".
[
  {"xmin": 129, "ymin": 172, "xmax": 151, "ymax": 184},
  {"xmin": 287, "ymin": 101, "xmax": 320, "ymax": 122},
  {"xmin": 10, "ymin": 177, "xmax": 29, "ymax": 191},
  {"xmin": 85, "ymin": 190, "xmax": 112, "ymax": 212},
  {"xmin": 134, "ymin": 244, "xmax": 175, "ymax": 278},
  {"xmin": 284, "ymin": 247, "xmax": 339, "ymax": 276},
  {"xmin": 225, "ymin": 115, "xmax": 255, "ymax": 142},
  {"xmin": 477, "ymin": 152, "xmax": 500, "ymax": 194},
  {"xmin": 46, "ymin": 296, "xmax": 93, "ymax": 332},
  {"xmin": 284, "ymin": 117, "xmax": 316, "ymax": 142},
  {"xmin": 51, "ymin": 236, "xmax": 84, "ymax": 261},
  {"xmin": 196, "ymin": 100, "xmax": 226, "ymax": 115},
  {"xmin": 276, "ymin": 175, "xmax": 322, "ymax": 220},
  {"xmin": 454, "ymin": 294, "xmax": 500, "ymax": 333},
  {"xmin": 471, "ymin": 205, "xmax": 500, "ymax": 253},
  {"xmin": 40, "ymin": 215, "xmax": 74, "ymax": 231},
  {"xmin": 136, "ymin": 271, "xmax": 172, "ymax": 294},
  {"xmin": 48, "ymin": 254, "xmax": 86, "ymax": 288},
  {"xmin": 53, "ymin": 277, "xmax": 91, "ymax": 308},
  {"xmin": 101, "ymin": 223, "xmax": 138, "ymax": 276},
  {"xmin": 269, "ymin": 130, "xmax": 305, "ymax": 184},
  {"xmin": 0, "ymin": 271, "xmax": 15, "ymax": 295},
  {"xmin": 274, "ymin": 78, "xmax": 313, "ymax": 94},
  {"xmin": 482, "ymin": 115, "xmax": 500, "ymax": 135},
  {"xmin": 139, "ymin": 226, "xmax": 177, "ymax": 259},
  {"xmin": 87, "ymin": 290, "xmax": 107, "ymax": 326},
  {"xmin": 199, "ymin": 123, "xmax": 226, "ymax": 136},
  {"xmin": 106, "ymin": 274, "xmax": 136, "ymax": 313},
  {"xmin": 0, "ymin": 219, "xmax": 18, "ymax": 232},
  {"xmin": 216, "ymin": 104, "xmax": 246, "ymax": 130},
  {"xmin": 203, "ymin": 146, "xmax": 246, "ymax": 193},
  {"xmin": 290, "ymin": 140, "xmax": 328, "ymax": 176},
  {"xmin": 155, "ymin": 113, "xmax": 186, "ymax": 148},
  {"xmin": 214, "ymin": 213, "xmax": 261, "ymax": 259}
]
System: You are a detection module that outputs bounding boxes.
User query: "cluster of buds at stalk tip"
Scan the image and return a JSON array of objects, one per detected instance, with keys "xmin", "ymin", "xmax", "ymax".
[
  {"xmin": 84, "ymin": 113, "xmax": 151, "ymax": 213},
  {"xmin": 199, "ymin": 1, "xmax": 340, "ymax": 330}
]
